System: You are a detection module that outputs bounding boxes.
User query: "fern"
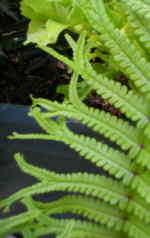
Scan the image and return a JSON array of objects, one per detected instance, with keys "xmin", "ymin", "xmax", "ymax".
[
  {"xmin": 78, "ymin": 0, "xmax": 150, "ymax": 97},
  {"xmin": 121, "ymin": 0, "xmax": 150, "ymax": 54},
  {"xmin": 1, "ymin": 0, "xmax": 150, "ymax": 237}
]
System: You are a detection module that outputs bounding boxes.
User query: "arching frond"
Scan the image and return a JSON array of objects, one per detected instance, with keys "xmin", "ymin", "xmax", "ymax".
[
  {"xmin": 12, "ymin": 112, "xmax": 134, "ymax": 183},
  {"xmin": 32, "ymin": 217, "xmax": 119, "ymax": 238},
  {"xmin": 37, "ymin": 32, "xmax": 150, "ymax": 128},
  {"xmin": 0, "ymin": 153, "xmax": 128, "ymax": 211},
  {"xmin": 32, "ymin": 195, "xmax": 125, "ymax": 231},
  {"xmin": 32, "ymin": 96, "xmax": 142, "ymax": 158},
  {"xmin": 2, "ymin": 0, "xmax": 150, "ymax": 237},
  {"xmin": 69, "ymin": 72, "xmax": 142, "ymax": 157},
  {"xmin": 78, "ymin": 0, "xmax": 150, "ymax": 98},
  {"xmin": 0, "ymin": 210, "xmax": 40, "ymax": 237},
  {"xmin": 70, "ymin": 31, "xmax": 150, "ymax": 128}
]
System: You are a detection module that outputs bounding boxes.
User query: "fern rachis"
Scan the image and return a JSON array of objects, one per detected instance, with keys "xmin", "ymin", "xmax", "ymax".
[{"xmin": 1, "ymin": 0, "xmax": 150, "ymax": 238}]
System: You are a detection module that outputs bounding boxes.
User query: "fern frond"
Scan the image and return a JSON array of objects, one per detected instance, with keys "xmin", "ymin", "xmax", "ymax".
[
  {"xmin": 3, "ymin": 0, "xmax": 150, "ymax": 237},
  {"xmin": 70, "ymin": 31, "xmax": 149, "ymax": 128},
  {"xmin": 136, "ymin": 147, "xmax": 150, "ymax": 170},
  {"xmin": 78, "ymin": 0, "xmax": 150, "ymax": 98},
  {"xmin": 124, "ymin": 216, "xmax": 150, "ymax": 238},
  {"xmin": 121, "ymin": 0, "xmax": 150, "ymax": 54},
  {"xmin": 127, "ymin": 195, "xmax": 150, "ymax": 224},
  {"xmin": 39, "ymin": 32, "xmax": 150, "ymax": 128},
  {"xmin": 39, "ymin": 44, "xmax": 75, "ymax": 70},
  {"xmin": 31, "ymin": 97, "xmax": 150, "ymax": 171},
  {"xmin": 7, "ymin": 157, "xmax": 150, "ymax": 226},
  {"xmin": 0, "ymin": 209, "xmax": 40, "ymax": 237},
  {"xmin": 32, "ymin": 195, "xmax": 125, "ymax": 231},
  {"xmin": 13, "ymin": 112, "xmax": 134, "ymax": 183},
  {"xmin": 31, "ymin": 72, "xmax": 146, "ymax": 159},
  {"xmin": 14, "ymin": 153, "xmax": 60, "ymax": 182},
  {"xmin": 85, "ymin": 66, "xmax": 149, "ymax": 128},
  {"xmin": 69, "ymin": 72, "xmax": 142, "ymax": 157},
  {"xmin": 56, "ymin": 220, "xmax": 75, "ymax": 238},
  {"xmin": 33, "ymin": 99, "xmax": 142, "ymax": 158},
  {"xmin": 38, "ymin": 32, "xmax": 150, "ymax": 128},
  {"xmin": 0, "ymin": 154, "xmax": 128, "ymax": 210},
  {"xmin": 0, "ymin": 182, "xmax": 48, "ymax": 211},
  {"xmin": 131, "ymin": 172, "xmax": 150, "ymax": 203},
  {"xmin": 32, "ymin": 217, "xmax": 119, "ymax": 238}
]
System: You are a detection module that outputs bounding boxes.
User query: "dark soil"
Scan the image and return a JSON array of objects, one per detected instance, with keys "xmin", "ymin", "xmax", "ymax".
[
  {"xmin": 0, "ymin": 38, "xmax": 70, "ymax": 105},
  {"xmin": 0, "ymin": 0, "xmax": 71, "ymax": 105}
]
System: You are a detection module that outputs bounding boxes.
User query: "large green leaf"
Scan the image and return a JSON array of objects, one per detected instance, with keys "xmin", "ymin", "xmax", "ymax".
[
  {"xmin": 20, "ymin": 0, "xmax": 88, "ymax": 44},
  {"xmin": 25, "ymin": 19, "xmax": 67, "ymax": 45}
]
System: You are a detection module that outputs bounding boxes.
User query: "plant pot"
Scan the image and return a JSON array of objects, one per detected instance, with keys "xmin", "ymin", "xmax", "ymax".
[{"xmin": 0, "ymin": 103, "xmax": 107, "ymax": 218}]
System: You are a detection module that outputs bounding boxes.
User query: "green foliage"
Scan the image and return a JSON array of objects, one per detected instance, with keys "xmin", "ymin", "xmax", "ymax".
[
  {"xmin": 1, "ymin": 0, "xmax": 150, "ymax": 237},
  {"xmin": 20, "ymin": 0, "xmax": 89, "ymax": 45},
  {"xmin": 20, "ymin": 0, "xmax": 125, "ymax": 45}
]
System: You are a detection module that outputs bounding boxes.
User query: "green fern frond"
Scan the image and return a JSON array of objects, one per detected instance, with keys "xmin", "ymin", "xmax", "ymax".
[
  {"xmin": 5, "ymin": 155, "xmax": 150, "ymax": 229},
  {"xmin": 32, "ymin": 217, "xmax": 119, "ymax": 238},
  {"xmin": 127, "ymin": 196, "xmax": 150, "ymax": 224},
  {"xmin": 69, "ymin": 72, "xmax": 143, "ymax": 157},
  {"xmin": 0, "ymin": 153, "xmax": 128, "ymax": 210},
  {"xmin": 121, "ymin": 0, "xmax": 150, "ymax": 55},
  {"xmin": 124, "ymin": 216, "xmax": 150, "ymax": 238},
  {"xmin": 0, "ymin": 196, "xmax": 119, "ymax": 238},
  {"xmin": 2, "ymin": 0, "xmax": 150, "ymax": 237},
  {"xmin": 30, "ymin": 72, "xmax": 148, "ymax": 160},
  {"xmin": 66, "ymin": 32, "xmax": 150, "ymax": 128},
  {"xmin": 78, "ymin": 0, "xmax": 150, "ymax": 98},
  {"xmin": 38, "ymin": 32, "xmax": 150, "ymax": 128},
  {"xmin": 32, "ymin": 97, "xmax": 142, "ymax": 158},
  {"xmin": 32, "ymin": 195, "xmax": 125, "ymax": 231},
  {"xmin": 0, "ymin": 209, "xmax": 119, "ymax": 238},
  {"xmin": 84, "ymin": 66, "xmax": 149, "ymax": 128},
  {"xmin": 80, "ymin": 31, "xmax": 149, "ymax": 127},
  {"xmin": 131, "ymin": 172, "xmax": 150, "ymax": 203},
  {"xmin": 136, "ymin": 147, "xmax": 150, "ymax": 170},
  {"xmin": 12, "ymin": 113, "xmax": 134, "ymax": 183},
  {"xmin": 8, "ymin": 155, "xmax": 150, "ymax": 226},
  {"xmin": 56, "ymin": 220, "xmax": 75, "ymax": 238},
  {"xmin": 0, "ymin": 209, "xmax": 40, "ymax": 237},
  {"xmin": 17, "ymin": 155, "xmax": 150, "ymax": 225}
]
